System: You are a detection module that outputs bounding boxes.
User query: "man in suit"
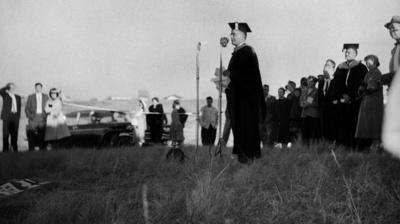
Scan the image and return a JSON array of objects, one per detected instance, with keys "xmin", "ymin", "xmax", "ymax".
[
  {"xmin": 0, "ymin": 83, "xmax": 22, "ymax": 152},
  {"xmin": 25, "ymin": 83, "xmax": 49, "ymax": 151},
  {"xmin": 260, "ymin": 84, "xmax": 276, "ymax": 147},
  {"xmin": 382, "ymin": 15, "xmax": 400, "ymax": 87},
  {"xmin": 318, "ymin": 59, "xmax": 336, "ymax": 142}
]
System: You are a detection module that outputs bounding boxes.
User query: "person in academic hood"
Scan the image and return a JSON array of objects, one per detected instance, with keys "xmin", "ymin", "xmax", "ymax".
[
  {"xmin": 225, "ymin": 22, "xmax": 266, "ymax": 164},
  {"xmin": 330, "ymin": 43, "xmax": 368, "ymax": 148}
]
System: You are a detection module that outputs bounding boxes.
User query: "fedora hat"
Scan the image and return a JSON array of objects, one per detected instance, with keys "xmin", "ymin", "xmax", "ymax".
[{"xmin": 385, "ymin": 15, "xmax": 400, "ymax": 29}]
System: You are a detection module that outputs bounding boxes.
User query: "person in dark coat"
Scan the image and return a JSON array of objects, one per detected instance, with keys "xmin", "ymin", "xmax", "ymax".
[
  {"xmin": 355, "ymin": 55, "xmax": 384, "ymax": 151},
  {"xmin": 331, "ymin": 44, "xmax": 368, "ymax": 148},
  {"xmin": 382, "ymin": 16, "xmax": 400, "ymax": 87},
  {"xmin": 260, "ymin": 84, "xmax": 276, "ymax": 147},
  {"xmin": 25, "ymin": 83, "xmax": 49, "ymax": 151},
  {"xmin": 273, "ymin": 87, "xmax": 291, "ymax": 146},
  {"xmin": 300, "ymin": 76, "xmax": 320, "ymax": 144},
  {"xmin": 147, "ymin": 97, "xmax": 167, "ymax": 143},
  {"xmin": 286, "ymin": 81, "xmax": 302, "ymax": 143},
  {"xmin": 0, "ymin": 83, "xmax": 22, "ymax": 152},
  {"xmin": 226, "ymin": 22, "xmax": 265, "ymax": 163},
  {"xmin": 318, "ymin": 59, "xmax": 336, "ymax": 142},
  {"xmin": 170, "ymin": 100, "xmax": 187, "ymax": 145}
]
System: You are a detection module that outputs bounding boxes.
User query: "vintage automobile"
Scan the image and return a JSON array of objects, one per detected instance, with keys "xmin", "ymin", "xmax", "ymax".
[{"xmin": 60, "ymin": 110, "xmax": 139, "ymax": 148}]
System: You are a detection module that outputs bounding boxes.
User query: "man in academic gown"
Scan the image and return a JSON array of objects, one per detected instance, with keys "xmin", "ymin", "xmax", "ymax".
[
  {"xmin": 226, "ymin": 22, "xmax": 266, "ymax": 163},
  {"xmin": 331, "ymin": 44, "xmax": 368, "ymax": 148}
]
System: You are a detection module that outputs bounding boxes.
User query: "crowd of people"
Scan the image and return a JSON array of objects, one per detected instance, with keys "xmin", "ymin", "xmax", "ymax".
[
  {"xmin": 256, "ymin": 16, "xmax": 400, "ymax": 152},
  {"xmin": 1, "ymin": 16, "xmax": 400, "ymax": 160}
]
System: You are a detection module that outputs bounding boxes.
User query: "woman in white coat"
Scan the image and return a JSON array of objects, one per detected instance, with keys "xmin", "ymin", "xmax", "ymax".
[{"xmin": 44, "ymin": 88, "xmax": 70, "ymax": 148}]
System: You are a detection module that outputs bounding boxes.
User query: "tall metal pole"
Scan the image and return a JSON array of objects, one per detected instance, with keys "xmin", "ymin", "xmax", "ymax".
[
  {"xmin": 215, "ymin": 37, "xmax": 229, "ymax": 156},
  {"xmin": 195, "ymin": 42, "xmax": 201, "ymax": 153}
]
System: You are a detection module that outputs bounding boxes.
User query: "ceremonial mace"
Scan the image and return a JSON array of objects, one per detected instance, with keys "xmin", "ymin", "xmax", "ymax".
[{"xmin": 214, "ymin": 37, "xmax": 229, "ymax": 157}]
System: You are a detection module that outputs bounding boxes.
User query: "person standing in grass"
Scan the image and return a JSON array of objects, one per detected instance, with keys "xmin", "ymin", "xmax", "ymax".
[
  {"xmin": 382, "ymin": 15, "xmax": 400, "ymax": 87},
  {"xmin": 200, "ymin": 96, "xmax": 218, "ymax": 146},
  {"xmin": 331, "ymin": 43, "xmax": 368, "ymax": 148},
  {"xmin": 260, "ymin": 84, "xmax": 276, "ymax": 147},
  {"xmin": 0, "ymin": 82, "xmax": 21, "ymax": 152},
  {"xmin": 300, "ymin": 76, "xmax": 320, "ymax": 144},
  {"xmin": 355, "ymin": 55, "xmax": 383, "ymax": 151},
  {"xmin": 25, "ymin": 82, "xmax": 49, "ymax": 151},
  {"xmin": 131, "ymin": 99, "xmax": 147, "ymax": 146},
  {"xmin": 273, "ymin": 87, "xmax": 291, "ymax": 148},
  {"xmin": 226, "ymin": 22, "xmax": 265, "ymax": 164},
  {"xmin": 44, "ymin": 88, "xmax": 70, "ymax": 149},
  {"xmin": 170, "ymin": 100, "xmax": 187, "ymax": 146},
  {"xmin": 147, "ymin": 97, "xmax": 167, "ymax": 143}
]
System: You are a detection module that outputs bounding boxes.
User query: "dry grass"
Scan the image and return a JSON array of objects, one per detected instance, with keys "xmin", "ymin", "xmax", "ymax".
[{"xmin": 1, "ymin": 143, "xmax": 400, "ymax": 224}]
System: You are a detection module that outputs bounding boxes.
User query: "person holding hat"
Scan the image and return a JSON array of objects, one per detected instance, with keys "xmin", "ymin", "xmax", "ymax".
[
  {"xmin": 44, "ymin": 88, "xmax": 70, "ymax": 149},
  {"xmin": 226, "ymin": 22, "xmax": 265, "ymax": 163},
  {"xmin": 382, "ymin": 16, "xmax": 400, "ymax": 86},
  {"xmin": 331, "ymin": 43, "xmax": 368, "ymax": 148},
  {"xmin": 0, "ymin": 82, "xmax": 21, "ymax": 152}
]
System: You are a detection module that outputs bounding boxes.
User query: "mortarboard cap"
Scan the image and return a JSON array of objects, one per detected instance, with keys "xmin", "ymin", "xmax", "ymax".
[
  {"xmin": 343, "ymin": 43, "xmax": 359, "ymax": 51},
  {"xmin": 228, "ymin": 22, "xmax": 252, "ymax": 33}
]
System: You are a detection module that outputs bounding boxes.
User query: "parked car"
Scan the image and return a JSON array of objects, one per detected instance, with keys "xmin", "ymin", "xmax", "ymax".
[{"xmin": 59, "ymin": 109, "xmax": 138, "ymax": 148}]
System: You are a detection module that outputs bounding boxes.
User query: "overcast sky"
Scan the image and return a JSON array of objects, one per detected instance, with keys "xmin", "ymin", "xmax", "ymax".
[{"xmin": 0, "ymin": 0, "xmax": 399, "ymax": 100}]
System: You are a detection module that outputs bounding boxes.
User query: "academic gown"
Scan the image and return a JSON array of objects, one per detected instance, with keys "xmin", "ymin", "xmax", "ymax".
[
  {"xmin": 331, "ymin": 60, "xmax": 368, "ymax": 146},
  {"xmin": 227, "ymin": 44, "xmax": 266, "ymax": 159}
]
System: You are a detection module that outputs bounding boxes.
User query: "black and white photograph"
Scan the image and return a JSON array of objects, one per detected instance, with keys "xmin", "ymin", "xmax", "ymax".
[{"xmin": 1, "ymin": 0, "xmax": 400, "ymax": 223}]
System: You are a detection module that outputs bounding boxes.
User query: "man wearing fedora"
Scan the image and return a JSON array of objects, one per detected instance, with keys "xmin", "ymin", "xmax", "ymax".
[
  {"xmin": 226, "ymin": 22, "xmax": 265, "ymax": 164},
  {"xmin": 382, "ymin": 15, "xmax": 400, "ymax": 86}
]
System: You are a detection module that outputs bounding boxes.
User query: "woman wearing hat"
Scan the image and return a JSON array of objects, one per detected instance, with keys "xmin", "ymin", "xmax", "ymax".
[
  {"xmin": 355, "ymin": 55, "xmax": 384, "ymax": 151},
  {"xmin": 44, "ymin": 88, "xmax": 70, "ymax": 148}
]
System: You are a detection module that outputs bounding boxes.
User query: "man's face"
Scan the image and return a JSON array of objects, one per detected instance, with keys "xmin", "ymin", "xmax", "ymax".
[
  {"xmin": 263, "ymin": 86, "xmax": 269, "ymax": 96},
  {"xmin": 365, "ymin": 59, "xmax": 375, "ymax": 70},
  {"xmin": 152, "ymin": 99, "xmax": 158, "ymax": 105},
  {"xmin": 278, "ymin": 89, "xmax": 284, "ymax": 98},
  {"xmin": 35, "ymin": 85, "xmax": 42, "ymax": 93},
  {"xmin": 230, "ymin": 30, "xmax": 245, "ymax": 47},
  {"xmin": 323, "ymin": 61, "xmax": 335, "ymax": 77},
  {"xmin": 389, "ymin": 23, "xmax": 400, "ymax": 40},
  {"xmin": 345, "ymin": 48, "xmax": 357, "ymax": 61},
  {"xmin": 206, "ymin": 99, "xmax": 213, "ymax": 106},
  {"xmin": 8, "ymin": 84, "xmax": 15, "ymax": 94}
]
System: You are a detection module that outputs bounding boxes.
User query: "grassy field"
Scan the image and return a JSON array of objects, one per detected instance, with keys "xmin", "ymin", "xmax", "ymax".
[{"xmin": 1, "ymin": 143, "xmax": 400, "ymax": 224}]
